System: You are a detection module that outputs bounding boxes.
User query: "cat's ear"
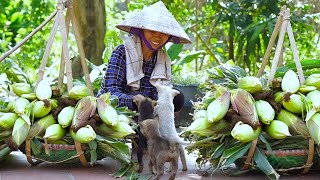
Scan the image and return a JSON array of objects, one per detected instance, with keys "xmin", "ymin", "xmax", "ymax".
[{"xmin": 172, "ymin": 89, "xmax": 180, "ymax": 96}]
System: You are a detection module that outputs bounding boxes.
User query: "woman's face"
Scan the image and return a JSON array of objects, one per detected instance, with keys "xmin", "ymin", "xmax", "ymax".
[{"xmin": 142, "ymin": 29, "xmax": 170, "ymax": 50}]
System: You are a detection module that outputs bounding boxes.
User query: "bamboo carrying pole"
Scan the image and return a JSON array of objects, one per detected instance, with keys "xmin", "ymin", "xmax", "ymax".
[
  {"xmin": 24, "ymin": 0, "xmax": 93, "ymax": 167},
  {"xmin": 244, "ymin": 6, "xmax": 314, "ymax": 173}
]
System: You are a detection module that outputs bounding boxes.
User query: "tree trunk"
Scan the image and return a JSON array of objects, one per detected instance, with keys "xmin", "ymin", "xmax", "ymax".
[{"xmin": 72, "ymin": 0, "xmax": 106, "ymax": 77}]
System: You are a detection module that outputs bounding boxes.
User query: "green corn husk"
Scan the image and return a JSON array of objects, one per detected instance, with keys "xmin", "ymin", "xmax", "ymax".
[
  {"xmin": 281, "ymin": 70, "xmax": 300, "ymax": 93},
  {"xmin": 12, "ymin": 83, "xmax": 32, "ymax": 96},
  {"xmin": 306, "ymin": 90, "xmax": 320, "ymax": 109},
  {"xmin": 276, "ymin": 109, "xmax": 310, "ymax": 138},
  {"xmin": 190, "ymin": 119, "xmax": 230, "ymax": 137},
  {"xmin": 21, "ymin": 93, "xmax": 37, "ymax": 101},
  {"xmin": 186, "ymin": 112, "xmax": 212, "ymax": 132},
  {"xmin": 70, "ymin": 125, "xmax": 96, "ymax": 143},
  {"xmin": 231, "ymin": 121, "xmax": 261, "ymax": 142},
  {"xmin": 299, "ymin": 85, "xmax": 317, "ymax": 94},
  {"xmin": 58, "ymin": 106, "xmax": 75, "ymax": 128},
  {"xmin": 0, "ymin": 129, "xmax": 12, "ymax": 141},
  {"xmin": 35, "ymin": 79, "xmax": 52, "ymax": 100},
  {"xmin": 274, "ymin": 91, "xmax": 284, "ymax": 104},
  {"xmin": 97, "ymin": 122, "xmax": 135, "ymax": 139},
  {"xmin": 13, "ymin": 97, "xmax": 30, "ymax": 115},
  {"xmin": 0, "ymin": 112, "xmax": 19, "ymax": 129},
  {"xmin": 68, "ymin": 85, "xmax": 90, "ymax": 100},
  {"xmin": 255, "ymin": 100, "xmax": 275, "ymax": 125},
  {"xmin": 117, "ymin": 114, "xmax": 130, "ymax": 124},
  {"xmin": 99, "ymin": 92, "xmax": 112, "ymax": 105},
  {"xmin": 50, "ymin": 98, "xmax": 59, "ymax": 110},
  {"xmin": 71, "ymin": 96, "xmax": 97, "ymax": 130},
  {"xmin": 27, "ymin": 114, "xmax": 56, "ymax": 140},
  {"xmin": 111, "ymin": 122, "xmax": 135, "ymax": 138},
  {"xmin": 12, "ymin": 117, "xmax": 30, "ymax": 147},
  {"xmin": 97, "ymin": 98, "xmax": 118, "ymax": 126},
  {"xmin": 306, "ymin": 113, "xmax": 320, "ymax": 144},
  {"xmin": 230, "ymin": 88, "xmax": 260, "ymax": 127},
  {"xmin": 265, "ymin": 120, "xmax": 291, "ymax": 139},
  {"xmin": 43, "ymin": 124, "xmax": 66, "ymax": 141},
  {"xmin": 32, "ymin": 100, "xmax": 51, "ymax": 118},
  {"xmin": 0, "ymin": 146, "xmax": 12, "ymax": 162},
  {"xmin": 305, "ymin": 74, "xmax": 320, "ymax": 89},
  {"xmin": 206, "ymin": 91, "xmax": 230, "ymax": 123},
  {"xmin": 282, "ymin": 93, "xmax": 304, "ymax": 114},
  {"xmin": 237, "ymin": 76, "xmax": 262, "ymax": 93}
]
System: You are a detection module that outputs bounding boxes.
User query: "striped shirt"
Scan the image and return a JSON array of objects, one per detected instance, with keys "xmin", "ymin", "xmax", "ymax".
[{"xmin": 97, "ymin": 44, "xmax": 158, "ymax": 109}]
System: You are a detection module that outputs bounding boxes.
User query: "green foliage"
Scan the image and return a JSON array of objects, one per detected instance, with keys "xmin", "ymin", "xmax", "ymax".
[{"xmin": 0, "ymin": 0, "xmax": 55, "ymax": 70}]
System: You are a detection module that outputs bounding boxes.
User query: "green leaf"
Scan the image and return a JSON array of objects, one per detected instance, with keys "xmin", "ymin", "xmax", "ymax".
[
  {"xmin": 249, "ymin": 23, "xmax": 265, "ymax": 42},
  {"xmin": 259, "ymin": 134, "xmax": 274, "ymax": 156},
  {"xmin": 211, "ymin": 142, "xmax": 225, "ymax": 159},
  {"xmin": 219, "ymin": 142, "xmax": 251, "ymax": 167},
  {"xmin": 254, "ymin": 147, "xmax": 280, "ymax": 180},
  {"xmin": 174, "ymin": 50, "xmax": 205, "ymax": 65},
  {"xmin": 224, "ymin": 143, "xmax": 251, "ymax": 166},
  {"xmin": 166, "ymin": 43, "xmax": 183, "ymax": 61},
  {"xmin": 113, "ymin": 163, "xmax": 134, "ymax": 178},
  {"xmin": 89, "ymin": 140, "xmax": 98, "ymax": 165}
]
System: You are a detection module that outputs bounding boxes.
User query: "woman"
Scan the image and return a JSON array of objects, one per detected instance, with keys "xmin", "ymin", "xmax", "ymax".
[{"xmin": 97, "ymin": 1, "xmax": 191, "ymax": 111}]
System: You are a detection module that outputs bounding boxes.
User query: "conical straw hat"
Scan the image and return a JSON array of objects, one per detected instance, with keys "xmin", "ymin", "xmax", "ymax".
[{"xmin": 116, "ymin": 1, "xmax": 191, "ymax": 44}]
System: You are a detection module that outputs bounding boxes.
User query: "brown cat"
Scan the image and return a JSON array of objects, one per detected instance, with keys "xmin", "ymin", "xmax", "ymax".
[{"xmin": 139, "ymin": 117, "xmax": 179, "ymax": 180}]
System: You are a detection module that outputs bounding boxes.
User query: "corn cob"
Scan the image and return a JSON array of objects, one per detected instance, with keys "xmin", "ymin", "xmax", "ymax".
[
  {"xmin": 305, "ymin": 74, "xmax": 320, "ymax": 89},
  {"xmin": 276, "ymin": 109, "xmax": 310, "ymax": 138},
  {"xmin": 27, "ymin": 114, "xmax": 56, "ymax": 140},
  {"xmin": 43, "ymin": 124, "xmax": 66, "ymax": 141},
  {"xmin": 306, "ymin": 113, "xmax": 320, "ymax": 144},
  {"xmin": 230, "ymin": 88, "xmax": 260, "ymax": 128},
  {"xmin": 281, "ymin": 70, "xmax": 300, "ymax": 93},
  {"xmin": 206, "ymin": 91, "xmax": 230, "ymax": 123},
  {"xmin": 12, "ymin": 117, "xmax": 30, "ymax": 147},
  {"xmin": 0, "ymin": 112, "xmax": 19, "ymax": 130},
  {"xmin": 70, "ymin": 125, "xmax": 96, "ymax": 143},
  {"xmin": 265, "ymin": 120, "xmax": 291, "ymax": 139},
  {"xmin": 255, "ymin": 100, "xmax": 275, "ymax": 125},
  {"xmin": 58, "ymin": 106, "xmax": 75, "ymax": 128},
  {"xmin": 231, "ymin": 121, "xmax": 261, "ymax": 142},
  {"xmin": 12, "ymin": 83, "xmax": 32, "ymax": 96},
  {"xmin": 237, "ymin": 76, "xmax": 262, "ymax": 93},
  {"xmin": 97, "ymin": 98, "xmax": 118, "ymax": 126},
  {"xmin": 282, "ymin": 93, "xmax": 304, "ymax": 114},
  {"xmin": 32, "ymin": 100, "xmax": 51, "ymax": 118},
  {"xmin": 71, "ymin": 96, "xmax": 97, "ymax": 131},
  {"xmin": 68, "ymin": 85, "xmax": 90, "ymax": 100},
  {"xmin": 35, "ymin": 79, "xmax": 52, "ymax": 100}
]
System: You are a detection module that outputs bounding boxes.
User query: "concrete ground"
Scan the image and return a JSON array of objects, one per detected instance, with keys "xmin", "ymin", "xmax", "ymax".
[{"xmin": 1, "ymin": 149, "xmax": 319, "ymax": 180}]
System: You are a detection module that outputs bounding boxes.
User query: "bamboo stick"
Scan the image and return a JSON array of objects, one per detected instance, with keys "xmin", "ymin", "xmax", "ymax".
[
  {"xmin": 257, "ymin": 6, "xmax": 286, "ymax": 77},
  {"xmin": 58, "ymin": 7, "xmax": 71, "ymax": 91},
  {"xmin": 267, "ymin": 9, "xmax": 290, "ymax": 86},
  {"xmin": 70, "ymin": 5, "xmax": 94, "ymax": 96},
  {"xmin": 287, "ymin": 20, "xmax": 305, "ymax": 84},
  {"xmin": 58, "ymin": 1, "xmax": 73, "ymax": 92},
  {"xmin": 36, "ymin": 13, "xmax": 60, "ymax": 85}
]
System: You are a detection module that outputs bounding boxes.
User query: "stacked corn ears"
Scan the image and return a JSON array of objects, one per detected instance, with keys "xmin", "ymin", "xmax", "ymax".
[
  {"xmin": 0, "ymin": 80, "xmax": 136, "ymax": 165},
  {"xmin": 182, "ymin": 63, "xmax": 320, "ymax": 179}
]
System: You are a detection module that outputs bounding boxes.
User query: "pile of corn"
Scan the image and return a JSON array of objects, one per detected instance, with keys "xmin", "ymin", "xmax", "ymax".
[
  {"xmin": 0, "ymin": 79, "xmax": 136, "ymax": 164},
  {"xmin": 183, "ymin": 63, "xmax": 320, "ymax": 179}
]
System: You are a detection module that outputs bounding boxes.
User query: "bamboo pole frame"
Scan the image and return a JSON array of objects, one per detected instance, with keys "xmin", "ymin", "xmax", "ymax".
[{"xmin": 245, "ymin": 6, "xmax": 312, "ymax": 174}]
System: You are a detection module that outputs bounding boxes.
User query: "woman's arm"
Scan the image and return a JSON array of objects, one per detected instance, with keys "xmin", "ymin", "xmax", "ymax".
[{"xmin": 97, "ymin": 45, "xmax": 135, "ymax": 109}]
